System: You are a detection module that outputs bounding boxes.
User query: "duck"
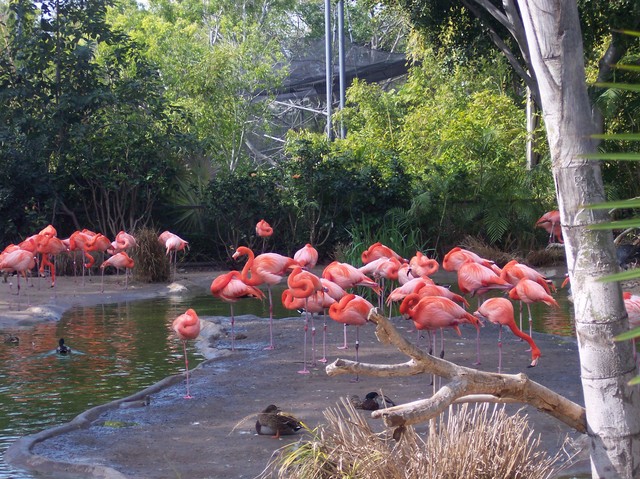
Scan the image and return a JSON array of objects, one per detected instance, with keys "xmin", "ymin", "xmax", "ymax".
[
  {"xmin": 350, "ymin": 392, "xmax": 396, "ymax": 411},
  {"xmin": 255, "ymin": 405, "xmax": 304, "ymax": 439},
  {"xmin": 56, "ymin": 338, "xmax": 71, "ymax": 355},
  {"xmin": 3, "ymin": 334, "xmax": 19, "ymax": 344}
]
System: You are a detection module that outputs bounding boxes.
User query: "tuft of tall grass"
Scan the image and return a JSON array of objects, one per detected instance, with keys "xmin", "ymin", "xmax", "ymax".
[
  {"xmin": 133, "ymin": 228, "xmax": 170, "ymax": 283},
  {"xmin": 258, "ymin": 400, "xmax": 570, "ymax": 479}
]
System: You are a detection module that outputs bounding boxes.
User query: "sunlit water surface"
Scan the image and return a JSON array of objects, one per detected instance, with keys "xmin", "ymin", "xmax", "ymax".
[{"xmin": 0, "ymin": 279, "xmax": 576, "ymax": 478}]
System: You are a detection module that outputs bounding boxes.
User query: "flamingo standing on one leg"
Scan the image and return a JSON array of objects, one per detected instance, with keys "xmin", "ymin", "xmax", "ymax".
[
  {"xmin": 172, "ymin": 308, "xmax": 201, "ymax": 399},
  {"xmin": 319, "ymin": 278, "xmax": 346, "ymax": 361},
  {"xmin": 256, "ymin": 219, "xmax": 273, "ymax": 253},
  {"xmin": 232, "ymin": 246, "xmax": 298, "ymax": 350},
  {"xmin": 329, "ymin": 293, "xmax": 374, "ymax": 382},
  {"xmin": 159, "ymin": 231, "xmax": 188, "ymax": 281},
  {"xmin": 473, "ymin": 297, "xmax": 541, "ymax": 373},
  {"xmin": 285, "ymin": 266, "xmax": 324, "ymax": 373},
  {"xmin": 210, "ymin": 271, "xmax": 265, "ymax": 351},
  {"xmin": 294, "ymin": 243, "xmax": 318, "ymax": 269},
  {"xmin": 100, "ymin": 252, "xmax": 135, "ymax": 292}
]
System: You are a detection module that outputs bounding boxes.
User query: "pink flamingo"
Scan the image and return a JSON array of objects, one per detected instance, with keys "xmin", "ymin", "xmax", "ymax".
[
  {"xmin": 100, "ymin": 252, "xmax": 135, "ymax": 292},
  {"xmin": 409, "ymin": 251, "xmax": 440, "ymax": 278},
  {"xmin": 358, "ymin": 256, "xmax": 402, "ymax": 309},
  {"xmin": 322, "ymin": 261, "xmax": 381, "ymax": 349},
  {"xmin": 508, "ymin": 278, "xmax": 559, "ymax": 338},
  {"xmin": 474, "ymin": 297, "xmax": 541, "ymax": 372},
  {"xmin": 285, "ymin": 266, "xmax": 324, "ymax": 373},
  {"xmin": 442, "ymin": 246, "xmax": 501, "ymax": 274},
  {"xmin": 501, "ymin": 260, "xmax": 556, "ymax": 330},
  {"xmin": 400, "ymin": 293, "xmax": 481, "ymax": 363},
  {"xmin": 108, "ymin": 231, "xmax": 137, "ymax": 254},
  {"xmin": 319, "ymin": 278, "xmax": 347, "ymax": 357},
  {"xmin": 256, "ymin": 219, "xmax": 273, "ymax": 252},
  {"xmin": 172, "ymin": 308, "xmax": 201, "ymax": 399},
  {"xmin": 536, "ymin": 210, "xmax": 563, "ymax": 244},
  {"xmin": 232, "ymin": 246, "xmax": 298, "ymax": 350},
  {"xmin": 294, "ymin": 243, "xmax": 318, "ymax": 269},
  {"xmin": 457, "ymin": 261, "xmax": 512, "ymax": 298},
  {"xmin": 35, "ymin": 234, "xmax": 68, "ymax": 287},
  {"xmin": 0, "ymin": 248, "xmax": 36, "ymax": 303},
  {"xmin": 361, "ymin": 242, "xmax": 407, "ymax": 264},
  {"xmin": 210, "ymin": 271, "xmax": 265, "ymax": 351},
  {"xmin": 329, "ymin": 293, "xmax": 374, "ymax": 381},
  {"xmin": 159, "ymin": 231, "xmax": 188, "ymax": 280}
]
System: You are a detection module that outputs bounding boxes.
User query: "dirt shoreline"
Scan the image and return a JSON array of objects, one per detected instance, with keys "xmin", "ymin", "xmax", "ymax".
[{"xmin": 3, "ymin": 267, "xmax": 592, "ymax": 478}]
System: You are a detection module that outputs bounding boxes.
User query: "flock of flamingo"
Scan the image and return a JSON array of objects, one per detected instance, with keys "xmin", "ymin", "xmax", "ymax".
[{"xmin": 3, "ymin": 210, "xmax": 638, "ymax": 398}]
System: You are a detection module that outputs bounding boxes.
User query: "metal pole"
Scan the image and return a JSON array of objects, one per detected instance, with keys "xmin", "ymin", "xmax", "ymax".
[
  {"xmin": 324, "ymin": 0, "xmax": 333, "ymax": 140},
  {"xmin": 337, "ymin": 0, "xmax": 346, "ymax": 139}
]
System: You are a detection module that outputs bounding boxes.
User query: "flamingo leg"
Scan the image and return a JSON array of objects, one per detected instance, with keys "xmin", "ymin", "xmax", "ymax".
[
  {"xmin": 318, "ymin": 310, "xmax": 328, "ymax": 363},
  {"xmin": 527, "ymin": 303, "xmax": 534, "ymax": 344},
  {"xmin": 498, "ymin": 325, "xmax": 503, "ymax": 373},
  {"xmin": 181, "ymin": 340, "xmax": 193, "ymax": 399},
  {"xmin": 230, "ymin": 303, "xmax": 235, "ymax": 351},
  {"xmin": 310, "ymin": 312, "xmax": 316, "ymax": 367},
  {"xmin": 473, "ymin": 326, "xmax": 482, "ymax": 366},
  {"xmin": 350, "ymin": 326, "xmax": 360, "ymax": 382},
  {"xmin": 337, "ymin": 323, "xmax": 349, "ymax": 349},
  {"xmin": 298, "ymin": 302, "xmax": 310, "ymax": 374},
  {"xmin": 265, "ymin": 285, "xmax": 275, "ymax": 350}
]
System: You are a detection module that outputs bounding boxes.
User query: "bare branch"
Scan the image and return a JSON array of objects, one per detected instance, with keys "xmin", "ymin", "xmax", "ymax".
[{"xmin": 326, "ymin": 309, "xmax": 587, "ymax": 434}]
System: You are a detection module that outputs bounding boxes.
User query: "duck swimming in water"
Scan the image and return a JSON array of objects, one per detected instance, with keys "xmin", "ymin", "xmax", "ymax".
[
  {"xmin": 255, "ymin": 405, "xmax": 304, "ymax": 439},
  {"xmin": 56, "ymin": 338, "xmax": 71, "ymax": 355}
]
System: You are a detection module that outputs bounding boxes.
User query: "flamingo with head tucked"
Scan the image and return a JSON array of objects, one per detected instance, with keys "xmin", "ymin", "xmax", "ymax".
[
  {"xmin": 294, "ymin": 243, "xmax": 318, "ymax": 269},
  {"xmin": 329, "ymin": 293, "xmax": 374, "ymax": 382},
  {"xmin": 172, "ymin": 308, "xmax": 201, "ymax": 399},
  {"xmin": 286, "ymin": 266, "xmax": 324, "ymax": 373}
]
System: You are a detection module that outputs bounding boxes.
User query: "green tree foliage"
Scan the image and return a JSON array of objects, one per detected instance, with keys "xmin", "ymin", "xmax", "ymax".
[{"xmin": 0, "ymin": 0, "xmax": 192, "ymax": 240}]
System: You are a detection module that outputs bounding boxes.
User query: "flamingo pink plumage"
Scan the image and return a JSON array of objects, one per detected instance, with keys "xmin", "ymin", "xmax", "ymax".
[
  {"xmin": 35, "ymin": 234, "xmax": 68, "ymax": 287},
  {"xmin": 442, "ymin": 247, "xmax": 501, "ymax": 274},
  {"xmin": 100, "ymin": 252, "xmax": 135, "ymax": 291},
  {"xmin": 457, "ymin": 261, "xmax": 512, "ymax": 298},
  {"xmin": 159, "ymin": 231, "xmax": 188, "ymax": 279},
  {"xmin": 210, "ymin": 271, "xmax": 265, "ymax": 351},
  {"xmin": 108, "ymin": 231, "xmax": 137, "ymax": 254},
  {"xmin": 172, "ymin": 308, "xmax": 201, "ymax": 398},
  {"xmin": 329, "ymin": 293, "xmax": 374, "ymax": 381},
  {"xmin": 400, "ymin": 293, "xmax": 481, "ymax": 362},
  {"xmin": 321, "ymin": 261, "xmax": 382, "ymax": 294},
  {"xmin": 0, "ymin": 248, "xmax": 36, "ymax": 300},
  {"xmin": 536, "ymin": 210, "xmax": 563, "ymax": 244},
  {"xmin": 473, "ymin": 297, "xmax": 541, "ymax": 372},
  {"xmin": 508, "ymin": 278, "xmax": 559, "ymax": 338},
  {"xmin": 255, "ymin": 219, "xmax": 273, "ymax": 238},
  {"xmin": 361, "ymin": 242, "xmax": 407, "ymax": 264},
  {"xmin": 294, "ymin": 243, "xmax": 318, "ymax": 269},
  {"xmin": 286, "ymin": 266, "xmax": 324, "ymax": 372},
  {"xmin": 233, "ymin": 246, "xmax": 298, "ymax": 349},
  {"xmin": 409, "ymin": 251, "xmax": 440, "ymax": 278}
]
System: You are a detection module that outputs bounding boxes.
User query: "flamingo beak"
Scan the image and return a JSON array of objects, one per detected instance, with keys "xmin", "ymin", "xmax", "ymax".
[{"xmin": 528, "ymin": 358, "xmax": 539, "ymax": 368}]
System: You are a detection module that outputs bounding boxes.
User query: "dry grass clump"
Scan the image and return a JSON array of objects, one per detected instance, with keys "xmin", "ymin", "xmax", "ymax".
[
  {"xmin": 525, "ymin": 245, "xmax": 566, "ymax": 267},
  {"xmin": 458, "ymin": 236, "xmax": 518, "ymax": 267},
  {"xmin": 132, "ymin": 227, "xmax": 170, "ymax": 283},
  {"xmin": 258, "ymin": 400, "xmax": 569, "ymax": 479}
]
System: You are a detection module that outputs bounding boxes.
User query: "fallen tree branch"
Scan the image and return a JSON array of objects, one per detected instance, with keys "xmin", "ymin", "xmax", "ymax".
[{"xmin": 325, "ymin": 308, "xmax": 587, "ymax": 434}]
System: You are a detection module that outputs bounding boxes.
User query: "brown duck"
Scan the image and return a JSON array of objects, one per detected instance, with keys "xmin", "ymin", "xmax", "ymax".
[
  {"xmin": 255, "ymin": 405, "xmax": 304, "ymax": 439},
  {"xmin": 350, "ymin": 392, "xmax": 396, "ymax": 411}
]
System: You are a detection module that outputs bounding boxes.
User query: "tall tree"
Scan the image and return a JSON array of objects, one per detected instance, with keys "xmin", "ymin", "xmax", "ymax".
[{"xmin": 518, "ymin": 1, "xmax": 640, "ymax": 476}]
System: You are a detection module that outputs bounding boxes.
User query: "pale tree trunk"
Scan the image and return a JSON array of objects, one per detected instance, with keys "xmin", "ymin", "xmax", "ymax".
[{"xmin": 518, "ymin": 1, "xmax": 640, "ymax": 477}]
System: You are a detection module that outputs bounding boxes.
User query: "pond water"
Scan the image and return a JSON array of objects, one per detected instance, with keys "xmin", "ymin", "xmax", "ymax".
[{"xmin": 0, "ymin": 277, "xmax": 576, "ymax": 479}]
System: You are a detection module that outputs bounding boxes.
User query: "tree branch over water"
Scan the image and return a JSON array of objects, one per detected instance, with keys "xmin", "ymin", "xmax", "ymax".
[{"xmin": 325, "ymin": 309, "xmax": 586, "ymax": 434}]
